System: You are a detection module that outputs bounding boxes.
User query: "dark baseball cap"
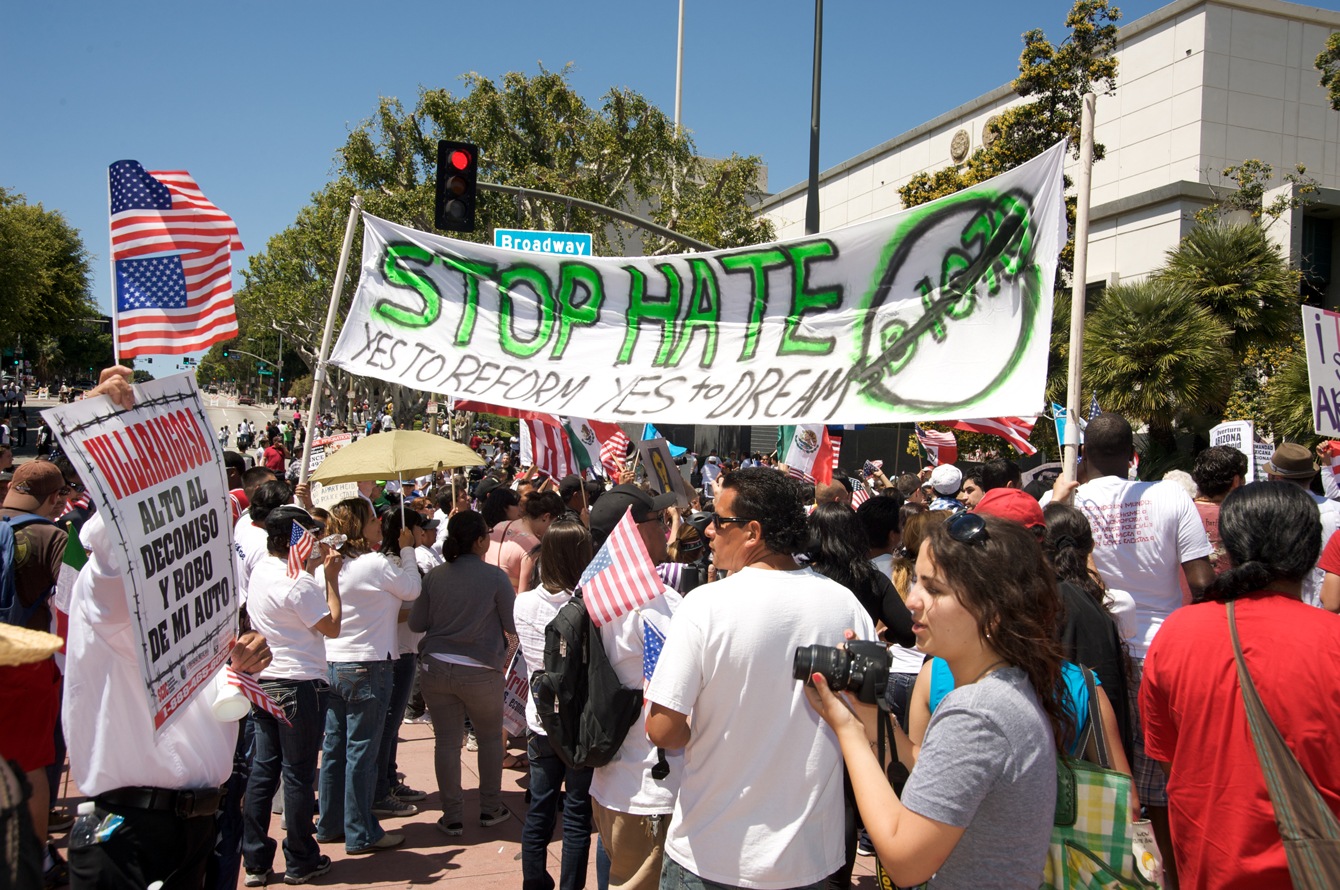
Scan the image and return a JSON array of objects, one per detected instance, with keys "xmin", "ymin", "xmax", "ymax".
[
  {"xmin": 473, "ymin": 477, "xmax": 504, "ymax": 499},
  {"xmin": 264, "ymin": 505, "xmax": 323, "ymax": 536},
  {"xmin": 559, "ymin": 474, "xmax": 584, "ymax": 500},
  {"xmin": 588, "ymin": 484, "xmax": 676, "ymax": 540}
]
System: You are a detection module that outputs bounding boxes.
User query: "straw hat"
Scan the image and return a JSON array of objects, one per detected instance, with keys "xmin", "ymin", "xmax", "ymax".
[{"xmin": 0, "ymin": 624, "xmax": 63, "ymax": 667}]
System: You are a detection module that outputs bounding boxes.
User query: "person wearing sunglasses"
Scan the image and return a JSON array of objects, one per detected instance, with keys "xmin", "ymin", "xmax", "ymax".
[
  {"xmin": 806, "ymin": 511, "xmax": 1074, "ymax": 890},
  {"xmin": 646, "ymin": 468, "xmax": 876, "ymax": 890}
]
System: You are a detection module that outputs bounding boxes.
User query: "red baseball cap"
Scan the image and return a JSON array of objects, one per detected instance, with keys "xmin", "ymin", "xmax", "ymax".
[{"xmin": 972, "ymin": 488, "xmax": 1045, "ymax": 529}]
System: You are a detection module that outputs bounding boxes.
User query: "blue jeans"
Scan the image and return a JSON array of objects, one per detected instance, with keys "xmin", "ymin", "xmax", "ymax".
[
  {"xmin": 212, "ymin": 714, "xmax": 252, "ymax": 890},
  {"xmin": 375, "ymin": 653, "xmax": 418, "ymax": 802},
  {"xmin": 243, "ymin": 679, "xmax": 328, "ymax": 878},
  {"xmin": 316, "ymin": 661, "xmax": 394, "ymax": 852},
  {"xmin": 659, "ymin": 855, "xmax": 829, "ymax": 890},
  {"xmin": 522, "ymin": 732, "xmax": 593, "ymax": 890}
]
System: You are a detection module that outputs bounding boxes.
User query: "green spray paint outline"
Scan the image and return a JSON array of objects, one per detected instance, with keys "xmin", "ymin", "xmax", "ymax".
[{"xmin": 849, "ymin": 186, "xmax": 1044, "ymax": 415}]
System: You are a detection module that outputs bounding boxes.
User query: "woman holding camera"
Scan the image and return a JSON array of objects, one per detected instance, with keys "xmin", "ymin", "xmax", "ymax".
[{"xmin": 807, "ymin": 513, "xmax": 1071, "ymax": 889}]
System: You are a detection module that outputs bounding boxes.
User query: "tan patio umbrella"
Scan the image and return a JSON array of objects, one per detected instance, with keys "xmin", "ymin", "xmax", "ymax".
[{"xmin": 310, "ymin": 430, "xmax": 485, "ymax": 523}]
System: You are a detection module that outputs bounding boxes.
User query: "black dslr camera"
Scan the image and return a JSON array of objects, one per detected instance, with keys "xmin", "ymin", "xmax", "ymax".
[{"xmin": 793, "ymin": 641, "xmax": 890, "ymax": 705}]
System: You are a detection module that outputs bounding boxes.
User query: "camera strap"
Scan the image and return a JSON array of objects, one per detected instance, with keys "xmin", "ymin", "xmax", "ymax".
[{"xmin": 876, "ymin": 698, "xmax": 895, "ymax": 771}]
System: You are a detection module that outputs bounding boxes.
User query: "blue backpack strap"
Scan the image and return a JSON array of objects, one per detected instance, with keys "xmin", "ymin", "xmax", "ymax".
[{"xmin": 1, "ymin": 512, "xmax": 59, "ymax": 625}]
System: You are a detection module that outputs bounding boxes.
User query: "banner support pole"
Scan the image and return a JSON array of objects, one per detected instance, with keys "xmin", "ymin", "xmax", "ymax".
[
  {"xmin": 299, "ymin": 194, "xmax": 362, "ymax": 487},
  {"xmin": 1063, "ymin": 94, "xmax": 1097, "ymax": 484}
]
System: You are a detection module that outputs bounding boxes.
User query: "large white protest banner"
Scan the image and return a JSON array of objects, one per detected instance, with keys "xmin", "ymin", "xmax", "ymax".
[
  {"xmin": 1209, "ymin": 420, "xmax": 1256, "ymax": 483},
  {"xmin": 330, "ymin": 143, "xmax": 1068, "ymax": 425},
  {"xmin": 1303, "ymin": 304, "xmax": 1340, "ymax": 437},
  {"xmin": 42, "ymin": 373, "xmax": 237, "ymax": 737}
]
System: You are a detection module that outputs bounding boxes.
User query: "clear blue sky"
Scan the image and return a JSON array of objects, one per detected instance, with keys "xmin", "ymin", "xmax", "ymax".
[{"xmin": 4, "ymin": 0, "xmax": 1310, "ymax": 368}]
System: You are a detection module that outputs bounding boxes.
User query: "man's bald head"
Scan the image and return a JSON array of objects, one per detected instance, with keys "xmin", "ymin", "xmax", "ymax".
[{"xmin": 815, "ymin": 481, "xmax": 850, "ymax": 506}]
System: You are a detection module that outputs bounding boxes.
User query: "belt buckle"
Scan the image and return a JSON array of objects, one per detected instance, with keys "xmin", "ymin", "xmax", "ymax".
[{"xmin": 175, "ymin": 790, "xmax": 200, "ymax": 819}]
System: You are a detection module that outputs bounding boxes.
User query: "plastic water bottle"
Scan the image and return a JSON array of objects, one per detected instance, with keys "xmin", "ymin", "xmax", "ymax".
[{"xmin": 68, "ymin": 801, "xmax": 98, "ymax": 849}]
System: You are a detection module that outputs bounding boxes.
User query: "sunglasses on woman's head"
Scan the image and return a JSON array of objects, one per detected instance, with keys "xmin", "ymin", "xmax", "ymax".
[{"xmin": 944, "ymin": 512, "xmax": 989, "ymax": 544}]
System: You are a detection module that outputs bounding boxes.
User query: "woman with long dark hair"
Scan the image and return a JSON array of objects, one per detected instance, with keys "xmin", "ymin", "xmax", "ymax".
[
  {"xmin": 314, "ymin": 498, "xmax": 421, "ymax": 854},
  {"xmin": 513, "ymin": 519, "xmax": 597, "ymax": 890},
  {"xmin": 806, "ymin": 502, "xmax": 914, "ymax": 647},
  {"xmin": 408, "ymin": 511, "xmax": 516, "ymax": 837},
  {"xmin": 481, "ymin": 487, "xmax": 522, "ymax": 531},
  {"xmin": 1041, "ymin": 503, "xmax": 1105, "ymax": 605},
  {"xmin": 807, "ymin": 514, "xmax": 1072, "ymax": 889},
  {"xmin": 1140, "ymin": 481, "xmax": 1340, "ymax": 890}
]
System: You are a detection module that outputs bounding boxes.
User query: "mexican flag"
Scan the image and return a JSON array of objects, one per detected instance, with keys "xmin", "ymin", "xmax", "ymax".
[
  {"xmin": 777, "ymin": 424, "xmax": 834, "ymax": 485},
  {"xmin": 561, "ymin": 418, "xmax": 625, "ymax": 479},
  {"xmin": 51, "ymin": 518, "xmax": 87, "ymax": 671}
]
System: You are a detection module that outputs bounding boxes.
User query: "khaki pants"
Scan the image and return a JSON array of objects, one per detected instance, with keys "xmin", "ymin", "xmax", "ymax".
[{"xmin": 591, "ymin": 800, "xmax": 669, "ymax": 890}]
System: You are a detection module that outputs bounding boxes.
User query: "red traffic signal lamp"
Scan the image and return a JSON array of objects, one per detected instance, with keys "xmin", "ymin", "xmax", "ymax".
[{"xmin": 435, "ymin": 140, "xmax": 478, "ymax": 233}]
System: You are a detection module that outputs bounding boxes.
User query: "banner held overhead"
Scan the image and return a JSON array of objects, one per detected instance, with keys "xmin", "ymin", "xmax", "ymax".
[{"xmin": 329, "ymin": 142, "xmax": 1068, "ymax": 424}]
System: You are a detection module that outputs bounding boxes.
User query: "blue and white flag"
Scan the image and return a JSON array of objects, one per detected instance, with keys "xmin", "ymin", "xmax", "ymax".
[
  {"xmin": 642, "ymin": 620, "xmax": 666, "ymax": 685},
  {"xmin": 642, "ymin": 423, "xmax": 687, "ymax": 457}
]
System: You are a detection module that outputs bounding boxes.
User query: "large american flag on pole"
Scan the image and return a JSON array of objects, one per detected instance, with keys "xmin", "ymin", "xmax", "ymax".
[
  {"xmin": 578, "ymin": 507, "xmax": 662, "ymax": 627},
  {"xmin": 935, "ymin": 417, "xmax": 1038, "ymax": 456},
  {"xmin": 109, "ymin": 161, "xmax": 243, "ymax": 358}
]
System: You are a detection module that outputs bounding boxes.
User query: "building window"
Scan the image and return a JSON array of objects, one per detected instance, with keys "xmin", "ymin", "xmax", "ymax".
[{"xmin": 1302, "ymin": 216, "xmax": 1333, "ymax": 306}]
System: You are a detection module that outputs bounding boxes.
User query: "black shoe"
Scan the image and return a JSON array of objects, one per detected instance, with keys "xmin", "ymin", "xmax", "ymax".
[
  {"xmin": 480, "ymin": 806, "xmax": 511, "ymax": 828},
  {"xmin": 284, "ymin": 855, "xmax": 332, "ymax": 885},
  {"xmin": 43, "ymin": 844, "xmax": 69, "ymax": 889}
]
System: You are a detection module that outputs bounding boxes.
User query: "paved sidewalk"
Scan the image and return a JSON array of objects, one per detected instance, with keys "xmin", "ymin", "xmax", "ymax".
[{"xmin": 49, "ymin": 720, "xmax": 879, "ymax": 889}]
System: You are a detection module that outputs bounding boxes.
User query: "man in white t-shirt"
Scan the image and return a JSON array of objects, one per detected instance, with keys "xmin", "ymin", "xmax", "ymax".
[
  {"xmin": 1263, "ymin": 442, "xmax": 1340, "ymax": 608},
  {"xmin": 1045, "ymin": 413, "xmax": 1212, "ymax": 876},
  {"xmin": 647, "ymin": 468, "xmax": 875, "ymax": 890}
]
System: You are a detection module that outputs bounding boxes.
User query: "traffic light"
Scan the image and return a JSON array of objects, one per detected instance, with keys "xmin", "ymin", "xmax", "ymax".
[
  {"xmin": 435, "ymin": 141, "xmax": 478, "ymax": 232},
  {"xmin": 222, "ymin": 349, "xmax": 229, "ymax": 358}
]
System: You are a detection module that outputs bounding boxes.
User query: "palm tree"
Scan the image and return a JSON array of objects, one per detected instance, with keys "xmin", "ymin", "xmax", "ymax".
[
  {"xmin": 1160, "ymin": 221, "xmax": 1300, "ymax": 354},
  {"xmin": 1083, "ymin": 279, "xmax": 1234, "ymax": 453},
  {"xmin": 1262, "ymin": 347, "xmax": 1319, "ymax": 445}
]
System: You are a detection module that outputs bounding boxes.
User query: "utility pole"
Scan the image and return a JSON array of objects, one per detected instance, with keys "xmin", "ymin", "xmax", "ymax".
[
  {"xmin": 804, "ymin": 0, "xmax": 824, "ymax": 235},
  {"xmin": 674, "ymin": 0, "xmax": 685, "ymax": 131}
]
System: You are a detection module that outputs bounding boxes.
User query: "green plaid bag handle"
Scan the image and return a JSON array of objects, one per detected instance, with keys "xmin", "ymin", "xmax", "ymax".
[{"xmin": 1228, "ymin": 600, "xmax": 1340, "ymax": 889}]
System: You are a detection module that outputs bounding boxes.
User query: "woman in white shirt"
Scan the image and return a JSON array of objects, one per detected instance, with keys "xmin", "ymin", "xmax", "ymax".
[
  {"xmin": 513, "ymin": 520, "xmax": 596, "ymax": 890},
  {"xmin": 241, "ymin": 507, "xmax": 342, "ymax": 885},
  {"xmin": 314, "ymin": 498, "xmax": 420, "ymax": 855}
]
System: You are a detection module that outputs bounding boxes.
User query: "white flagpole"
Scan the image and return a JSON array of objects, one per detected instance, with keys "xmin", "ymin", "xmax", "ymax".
[
  {"xmin": 1063, "ymin": 93, "xmax": 1097, "ymax": 484},
  {"xmin": 108, "ymin": 169, "xmax": 121, "ymax": 366},
  {"xmin": 299, "ymin": 194, "xmax": 362, "ymax": 488}
]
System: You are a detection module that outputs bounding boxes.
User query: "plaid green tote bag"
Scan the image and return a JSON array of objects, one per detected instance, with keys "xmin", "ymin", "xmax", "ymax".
[{"xmin": 1041, "ymin": 668, "xmax": 1155, "ymax": 890}]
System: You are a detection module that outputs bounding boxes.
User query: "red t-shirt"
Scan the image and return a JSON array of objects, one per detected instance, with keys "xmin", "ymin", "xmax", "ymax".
[
  {"xmin": 229, "ymin": 488, "xmax": 250, "ymax": 525},
  {"xmin": 1141, "ymin": 593, "xmax": 1340, "ymax": 889},
  {"xmin": 1179, "ymin": 500, "xmax": 1227, "ymax": 606},
  {"xmin": 1318, "ymin": 531, "xmax": 1340, "ymax": 577},
  {"xmin": 263, "ymin": 446, "xmax": 285, "ymax": 474}
]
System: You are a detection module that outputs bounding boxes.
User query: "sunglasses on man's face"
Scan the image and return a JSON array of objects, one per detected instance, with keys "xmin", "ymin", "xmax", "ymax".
[{"xmin": 708, "ymin": 512, "xmax": 751, "ymax": 530}]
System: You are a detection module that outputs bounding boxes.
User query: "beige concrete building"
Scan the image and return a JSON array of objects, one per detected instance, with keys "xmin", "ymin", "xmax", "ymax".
[{"xmin": 759, "ymin": 0, "xmax": 1340, "ymax": 308}]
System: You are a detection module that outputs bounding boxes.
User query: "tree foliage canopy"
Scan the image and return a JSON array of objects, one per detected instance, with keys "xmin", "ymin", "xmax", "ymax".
[
  {"xmin": 1316, "ymin": 31, "xmax": 1340, "ymax": 111},
  {"xmin": 0, "ymin": 187, "xmax": 96, "ymax": 350},
  {"xmin": 236, "ymin": 67, "xmax": 775, "ymax": 422}
]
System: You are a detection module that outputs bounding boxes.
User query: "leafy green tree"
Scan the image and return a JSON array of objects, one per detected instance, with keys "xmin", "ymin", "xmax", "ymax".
[
  {"xmin": 1224, "ymin": 338, "xmax": 1299, "ymax": 438},
  {"xmin": 240, "ymin": 67, "xmax": 775, "ymax": 423},
  {"xmin": 1160, "ymin": 221, "xmax": 1300, "ymax": 354},
  {"xmin": 1083, "ymin": 280, "xmax": 1233, "ymax": 452},
  {"xmin": 1261, "ymin": 346, "xmax": 1318, "ymax": 446},
  {"xmin": 132, "ymin": 369, "xmax": 155, "ymax": 383},
  {"xmin": 0, "ymin": 187, "xmax": 96, "ymax": 349},
  {"xmin": 1193, "ymin": 159, "xmax": 1318, "ymax": 227},
  {"xmin": 1316, "ymin": 31, "xmax": 1340, "ymax": 111}
]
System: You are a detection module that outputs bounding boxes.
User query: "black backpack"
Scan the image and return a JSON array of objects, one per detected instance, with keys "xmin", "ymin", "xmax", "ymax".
[{"xmin": 530, "ymin": 593, "xmax": 645, "ymax": 770}]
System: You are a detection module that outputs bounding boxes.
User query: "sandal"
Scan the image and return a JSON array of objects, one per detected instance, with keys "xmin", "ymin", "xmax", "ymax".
[{"xmin": 502, "ymin": 753, "xmax": 529, "ymax": 771}]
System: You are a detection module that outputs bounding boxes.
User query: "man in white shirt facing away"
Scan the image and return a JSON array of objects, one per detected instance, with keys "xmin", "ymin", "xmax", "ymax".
[{"xmin": 646, "ymin": 468, "xmax": 875, "ymax": 890}]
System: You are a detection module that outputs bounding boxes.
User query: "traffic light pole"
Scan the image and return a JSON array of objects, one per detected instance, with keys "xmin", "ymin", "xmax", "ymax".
[{"xmin": 476, "ymin": 181, "xmax": 717, "ymax": 252}]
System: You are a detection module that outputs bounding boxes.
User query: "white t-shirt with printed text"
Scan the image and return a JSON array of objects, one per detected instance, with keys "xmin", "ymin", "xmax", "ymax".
[{"xmin": 1043, "ymin": 476, "xmax": 1210, "ymax": 657}]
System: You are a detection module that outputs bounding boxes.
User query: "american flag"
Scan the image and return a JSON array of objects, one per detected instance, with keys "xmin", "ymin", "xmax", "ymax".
[
  {"xmin": 1088, "ymin": 395, "xmax": 1103, "ymax": 422},
  {"xmin": 935, "ymin": 417, "xmax": 1038, "ymax": 456},
  {"xmin": 578, "ymin": 506, "xmax": 662, "ymax": 626},
  {"xmin": 58, "ymin": 491, "xmax": 92, "ymax": 520},
  {"xmin": 520, "ymin": 416, "xmax": 580, "ymax": 479},
  {"xmin": 849, "ymin": 478, "xmax": 871, "ymax": 507},
  {"xmin": 225, "ymin": 665, "xmax": 290, "ymax": 726},
  {"xmin": 915, "ymin": 424, "xmax": 958, "ymax": 467},
  {"xmin": 787, "ymin": 466, "xmax": 816, "ymax": 484},
  {"xmin": 600, "ymin": 428, "xmax": 632, "ymax": 476},
  {"xmin": 830, "ymin": 435, "xmax": 842, "ymax": 473},
  {"xmin": 109, "ymin": 161, "xmax": 242, "ymax": 357},
  {"xmin": 288, "ymin": 521, "xmax": 315, "ymax": 579},
  {"xmin": 642, "ymin": 619, "xmax": 666, "ymax": 684},
  {"xmin": 862, "ymin": 460, "xmax": 883, "ymax": 478}
]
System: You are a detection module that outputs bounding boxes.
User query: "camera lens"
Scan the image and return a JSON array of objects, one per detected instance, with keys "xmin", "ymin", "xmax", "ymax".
[{"xmin": 793, "ymin": 644, "xmax": 851, "ymax": 690}]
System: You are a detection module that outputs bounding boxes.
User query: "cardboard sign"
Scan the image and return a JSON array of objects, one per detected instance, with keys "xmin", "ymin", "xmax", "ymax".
[
  {"xmin": 1302, "ymin": 305, "xmax": 1340, "ymax": 437},
  {"xmin": 1209, "ymin": 420, "xmax": 1256, "ymax": 483},
  {"xmin": 501, "ymin": 649, "xmax": 529, "ymax": 738},
  {"xmin": 637, "ymin": 438, "xmax": 690, "ymax": 510},
  {"xmin": 42, "ymin": 373, "xmax": 237, "ymax": 737},
  {"xmin": 309, "ymin": 481, "xmax": 360, "ymax": 509}
]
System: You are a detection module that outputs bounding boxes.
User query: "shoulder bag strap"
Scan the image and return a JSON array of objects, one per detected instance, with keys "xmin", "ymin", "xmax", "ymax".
[
  {"xmin": 1228, "ymin": 599, "xmax": 1340, "ymax": 889},
  {"xmin": 1082, "ymin": 666, "xmax": 1111, "ymax": 770}
]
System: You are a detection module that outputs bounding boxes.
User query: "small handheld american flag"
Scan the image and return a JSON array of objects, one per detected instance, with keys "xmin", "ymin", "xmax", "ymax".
[
  {"xmin": 578, "ymin": 507, "xmax": 662, "ymax": 627},
  {"xmin": 849, "ymin": 478, "xmax": 872, "ymax": 507},
  {"xmin": 288, "ymin": 521, "xmax": 315, "ymax": 578},
  {"xmin": 642, "ymin": 619, "xmax": 666, "ymax": 685},
  {"xmin": 226, "ymin": 666, "xmax": 290, "ymax": 726}
]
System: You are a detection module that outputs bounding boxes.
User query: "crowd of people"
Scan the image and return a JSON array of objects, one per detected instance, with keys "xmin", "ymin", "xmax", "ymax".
[{"xmin": 6, "ymin": 365, "xmax": 1340, "ymax": 890}]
